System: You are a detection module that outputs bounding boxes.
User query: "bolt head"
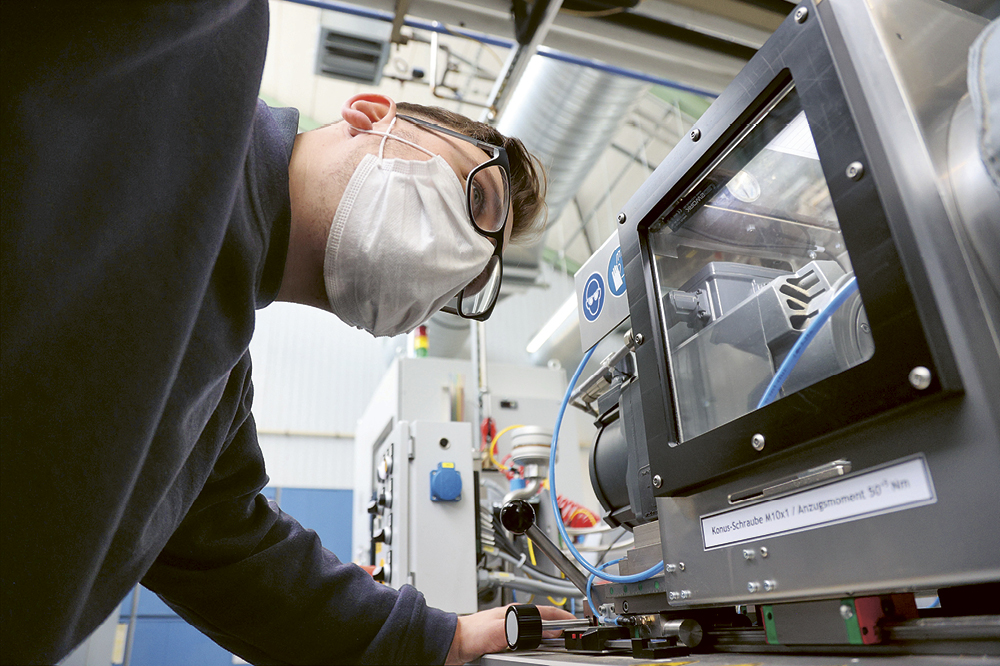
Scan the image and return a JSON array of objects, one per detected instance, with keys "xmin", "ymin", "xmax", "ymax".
[
  {"xmin": 840, "ymin": 603, "xmax": 855, "ymax": 620},
  {"xmin": 751, "ymin": 433, "xmax": 766, "ymax": 451},
  {"xmin": 617, "ymin": 212, "xmax": 627, "ymax": 225},
  {"xmin": 665, "ymin": 563, "xmax": 677, "ymax": 573},
  {"xmin": 748, "ymin": 582, "xmax": 760, "ymax": 593},
  {"xmin": 763, "ymin": 580, "xmax": 777, "ymax": 592},
  {"xmin": 794, "ymin": 6, "xmax": 808, "ymax": 22},
  {"xmin": 743, "ymin": 549, "xmax": 755, "ymax": 560},
  {"xmin": 760, "ymin": 547, "xmax": 769, "ymax": 558},
  {"xmin": 679, "ymin": 562, "xmax": 685, "ymax": 571},
  {"xmin": 634, "ymin": 333, "xmax": 644, "ymax": 346},
  {"xmin": 909, "ymin": 366, "xmax": 932, "ymax": 390},
  {"xmin": 690, "ymin": 128, "xmax": 701, "ymax": 141},
  {"xmin": 652, "ymin": 474, "xmax": 662, "ymax": 488},
  {"xmin": 846, "ymin": 161, "xmax": 865, "ymax": 180}
]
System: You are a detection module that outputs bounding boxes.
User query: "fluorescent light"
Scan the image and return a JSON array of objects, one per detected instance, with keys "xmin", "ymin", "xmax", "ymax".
[{"xmin": 526, "ymin": 295, "xmax": 578, "ymax": 354}]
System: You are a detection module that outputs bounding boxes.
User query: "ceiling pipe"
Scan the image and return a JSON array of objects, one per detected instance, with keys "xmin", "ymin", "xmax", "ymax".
[{"xmin": 497, "ymin": 56, "xmax": 648, "ymax": 226}]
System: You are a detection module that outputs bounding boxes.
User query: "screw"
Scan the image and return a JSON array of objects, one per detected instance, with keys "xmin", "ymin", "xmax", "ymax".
[
  {"xmin": 909, "ymin": 366, "xmax": 932, "ymax": 390},
  {"xmin": 748, "ymin": 582, "xmax": 761, "ymax": 593},
  {"xmin": 760, "ymin": 547, "xmax": 768, "ymax": 558},
  {"xmin": 690, "ymin": 128, "xmax": 701, "ymax": 141},
  {"xmin": 846, "ymin": 161, "xmax": 865, "ymax": 180},
  {"xmin": 652, "ymin": 474, "xmax": 662, "ymax": 488},
  {"xmin": 764, "ymin": 579, "xmax": 777, "ymax": 592},
  {"xmin": 665, "ymin": 563, "xmax": 677, "ymax": 573},
  {"xmin": 743, "ymin": 549, "xmax": 755, "ymax": 560},
  {"xmin": 679, "ymin": 562, "xmax": 685, "ymax": 571},
  {"xmin": 840, "ymin": 603, "xmax": 855, "ymax": 620},
  {"xmin": 751, "ymin": 433, "xmax": 766, "ymax": 451},
  {"xmin": 634, "ymin": 333, "xmax": 644, "ymax": 346},
  {"xmin": 617, "ymin": 212, "xmax": 627, "ymax": 225},
  {"xmin": 808, "ymin": 250, "xmax": 818, "ymax": 259},
  {"xmin": 794, "ymin": 6, "xmax": 808, "ymax": 22}
]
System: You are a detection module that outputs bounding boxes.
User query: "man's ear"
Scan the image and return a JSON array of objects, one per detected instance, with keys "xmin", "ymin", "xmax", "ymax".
[{"xmin": 341, "ymin": 93, "xmax": 396, "ymax": 134}]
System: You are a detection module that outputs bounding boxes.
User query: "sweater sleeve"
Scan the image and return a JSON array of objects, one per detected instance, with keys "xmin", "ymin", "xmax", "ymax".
[{"xmin": 141, "ymin": 374, "xmax": 457, "ymax": 665}]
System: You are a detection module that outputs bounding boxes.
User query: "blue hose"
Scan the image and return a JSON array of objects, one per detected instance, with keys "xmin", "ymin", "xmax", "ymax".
[
  {"xmin": 757, "ymin": 276, "xmax": 859, "ymax": 409},
  {"xmin": 548, "ymin": 346, "xmax": 664, "ymax": 584},
  {"xmin": 586, "ymin": 558, "xmax": 623, "ymax": 622}
]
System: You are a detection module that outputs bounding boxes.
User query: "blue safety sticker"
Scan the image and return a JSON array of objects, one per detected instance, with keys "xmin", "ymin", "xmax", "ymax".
[
  {"xmin": 607, "ymin": 247, "xmax": 626, "ymax": 297},
  {"xmin": 583, "ymin": 273, "xmax": 605, "ymax": 322}
]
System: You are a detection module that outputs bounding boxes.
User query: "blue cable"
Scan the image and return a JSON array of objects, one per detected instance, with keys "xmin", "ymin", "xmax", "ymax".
[
  {"xmin": 757, "ymin": 276, "xmax": 859, "ymax": 409},
  {"xmin": 586, "ymin": 558, "xmax": 623, "ymax": 622},
  {"xmin": 548, "ymin": 346, "xmax": 665, "ymax": 583}
]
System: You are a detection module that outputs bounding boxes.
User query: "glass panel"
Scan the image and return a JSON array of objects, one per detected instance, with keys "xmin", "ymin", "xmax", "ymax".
[
  {"xmin": 648, "ymin": 86, "xmax": 874, "ymax": 442},
  {"xmin": 460, "ymin": 254, "xmax": 501, "ymax": 316},
  {"xmin": 469, "ymin": 165, "xmax": 509, "ymax": 233}
]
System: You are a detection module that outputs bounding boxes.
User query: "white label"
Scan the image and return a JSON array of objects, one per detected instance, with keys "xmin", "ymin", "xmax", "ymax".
[{"xmin": 701, "ymin": 457, "xmax": 935, "ymax": 549}]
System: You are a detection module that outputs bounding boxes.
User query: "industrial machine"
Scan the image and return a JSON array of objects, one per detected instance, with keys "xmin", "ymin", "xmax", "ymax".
[
  {"xmin": 354, "ymin": 357, "xmax": 597, "ymax": 615},
  {"xmin": 495, "ymin": 0, "xmax": 1000, "ymax": 661}
]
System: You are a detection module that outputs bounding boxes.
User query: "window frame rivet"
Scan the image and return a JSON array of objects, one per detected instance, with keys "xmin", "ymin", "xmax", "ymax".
[
  {"xmin": 751, "ymin": 433, "xmax": 766, "ymax": 451},
  {"xmin": 652, "ymin": 474, "xmax": 662, "ymax": 488},
  {"xmin": 846, "ymin": 161, "xmax": 865, "ymax": 180},
  {"xmin": 794, "ymin": 6, "xmax": 808, "ymax": 23},
  {"xmin": 909, "ymin": 366, "xmax": 932, "ymax": 390},
  {"xmin": 690, "ymin": 128, "xmax": 701, "ymax": 141}
]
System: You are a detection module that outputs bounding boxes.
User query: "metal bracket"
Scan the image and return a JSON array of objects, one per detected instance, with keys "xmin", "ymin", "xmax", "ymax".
[{"xmin": 390, "ymin": 0, "xmax": 411, "ymax": 44}]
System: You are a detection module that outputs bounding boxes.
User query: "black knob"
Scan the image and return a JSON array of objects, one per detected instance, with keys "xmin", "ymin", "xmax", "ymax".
[
  {"xmin": 505, "ymin": 604, "xmax": 543, "ymax": 650},
  {"xmin": 367, "ymin": 498, "xmax": 379, "ymax": 515},
  {"xmin": 373, "ymin": 526, "xmax": 391, "ymax": 544},
  {"xmin": 499, "ymin": 499, "xmax": 535, "ymax": 535},
  {"xmin": 372, "ymin": 564, "xmax": 390, "ymax": 583}
]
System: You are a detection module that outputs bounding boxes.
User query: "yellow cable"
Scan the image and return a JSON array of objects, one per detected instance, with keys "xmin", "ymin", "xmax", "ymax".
[{"xmin": 489, "ymin": 424, "xmax": 524, "ymax": 472}]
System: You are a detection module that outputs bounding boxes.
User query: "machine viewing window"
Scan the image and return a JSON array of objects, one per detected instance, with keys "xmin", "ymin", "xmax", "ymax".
[{"xmin": 649, "ymin": 85, "xmax": 874, "ymax": 442}]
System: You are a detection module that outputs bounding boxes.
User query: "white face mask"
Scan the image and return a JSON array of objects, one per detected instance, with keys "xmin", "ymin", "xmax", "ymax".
[{"xmin": 324, "ymin": 117, "xmax": 495, "ymax": 338}]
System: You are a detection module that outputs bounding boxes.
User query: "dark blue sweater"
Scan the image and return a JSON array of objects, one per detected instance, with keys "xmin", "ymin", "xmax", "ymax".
[{"xmin": 0, "ymin": 2, "xmax": 455, "ymax": 663}]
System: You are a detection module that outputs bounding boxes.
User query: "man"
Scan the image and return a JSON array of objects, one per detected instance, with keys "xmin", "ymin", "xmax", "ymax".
[{"xmin": 1, "ymin": 1, "xmax": 573, "ymax": 663}]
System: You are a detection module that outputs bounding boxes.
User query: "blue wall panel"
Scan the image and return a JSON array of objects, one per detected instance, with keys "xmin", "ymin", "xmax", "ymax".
[
  {"xmin": 279, "ymin": 488, "xmax": 353, "ymax": 562},
  {"xmin": 127, "ymin": 618, "xmax": 232, "ymax": 666}
]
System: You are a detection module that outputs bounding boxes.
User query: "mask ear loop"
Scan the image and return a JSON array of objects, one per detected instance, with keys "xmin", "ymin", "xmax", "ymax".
[
  {"xmin": 377, "ymin": 116, "xmax": 396, "ymax": 160},
  {"xmin": 360, "ymin": 116, "xmax": 437, "ymax": 160}
]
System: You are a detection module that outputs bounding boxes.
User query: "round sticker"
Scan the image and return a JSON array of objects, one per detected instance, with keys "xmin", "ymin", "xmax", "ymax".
[
  {"xmin": 583, "ymin": 273, "xmax": 604, "ymax": 322},
  {"xmin": 608, "ymin": 247, "xmax": 626, "ymax": 297}
]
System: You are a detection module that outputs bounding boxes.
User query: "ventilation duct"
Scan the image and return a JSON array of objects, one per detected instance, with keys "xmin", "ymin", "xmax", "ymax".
[{"xmin": 497, "ymin": 56, "xmax": 648, "ymax": 228}]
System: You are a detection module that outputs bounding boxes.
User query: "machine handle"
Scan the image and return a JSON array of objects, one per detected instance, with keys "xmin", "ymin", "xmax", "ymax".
[{"xmin": 499, "ymin": 499, "xmax": 591, "ymax": 597}]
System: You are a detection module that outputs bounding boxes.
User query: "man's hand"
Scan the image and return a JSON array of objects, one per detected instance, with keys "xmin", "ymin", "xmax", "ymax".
[{"xmin": 445, "ymin": 604, "xmax": 577, "ymax": 665}]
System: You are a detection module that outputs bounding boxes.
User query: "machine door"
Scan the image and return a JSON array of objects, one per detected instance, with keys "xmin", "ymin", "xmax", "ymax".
[{"xmin": 616, "ymin": 2, "xmax": 956, "ymax": 495}]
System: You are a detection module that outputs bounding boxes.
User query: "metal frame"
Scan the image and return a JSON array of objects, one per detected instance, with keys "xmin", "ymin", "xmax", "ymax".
[
  {"xmin": 611, "ymin": 0, "xmax": 999, "ymax": 609},
  {"xmin": 616, "ymin": 0, "xmax": 958, "ymax": 496}
]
